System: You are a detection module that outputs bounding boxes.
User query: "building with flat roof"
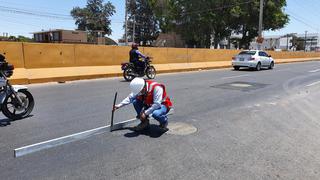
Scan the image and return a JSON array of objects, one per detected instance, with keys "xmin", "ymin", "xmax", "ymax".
[
  {"xmin": 250, "ymin": 33, "xmax": 320, "ymax": 51},
  {"xmin": 33, "ymin": 29, "xmax": 87, "ymax": 43}
]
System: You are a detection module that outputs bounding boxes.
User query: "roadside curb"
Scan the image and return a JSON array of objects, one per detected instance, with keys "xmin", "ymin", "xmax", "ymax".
[{"xmin": 9, "ymin": 58, "xmax": 320, "ymax": 84}]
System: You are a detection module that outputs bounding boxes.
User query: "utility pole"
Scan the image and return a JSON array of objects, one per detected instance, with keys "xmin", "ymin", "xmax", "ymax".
[
  {"xmin": 286, "ymin": 34, "xmax": 289, "ymax": 51},
  {"xmin": 125, "ymin": 0, "xmax": 128, "ymax": 45},
  {"xmin": 258, "ymin": 0, "xmax": 264, "ymax": 50},
  {"xmin": 133, "ymin": 15, "xmax": 136, "ymax": 43},
  {"xmin": 305, "ymin": 30, "xmax": 308, "ymax": 52}
]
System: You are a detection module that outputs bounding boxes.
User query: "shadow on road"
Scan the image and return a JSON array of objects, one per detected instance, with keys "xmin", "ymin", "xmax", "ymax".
[
  {"xmin": 232, "ymin": 68, "xmax": 270, "ymax": 72},
  {"xmin": 0, "ymin": 118, "xmax": 11, "ymax": 126},
  {"xmin": 123, "ymin": 124, "xmax": 167, "ymax": 138},
  {"xmin": 0, "ymin": 115, "xmax": 33, "ymax": 127}
]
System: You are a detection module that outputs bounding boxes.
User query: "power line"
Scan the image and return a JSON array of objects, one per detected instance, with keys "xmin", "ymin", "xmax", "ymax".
[
  {"xmin": 0, "ymin": 0, "xmax": 71, "ymax": 12},
  {"xmin": 289, "ymin": 0, "xmax": 320, "ymax": 23},
  {"xmin": 0, "ymin": 5, "xmax": 71, "ymax": 17},
  {"xmin": 286, "ymin": 10, "xmax": 319, "ymax": 32},
  {"xmin": 0, "ymin": 12, "xmax": 56, "ymax": 28},
  {"xmin": 291, "ymin": 0, "xmax": 320, "ymax": 18},
  {"xmin": 287, "ymin": 12, "xmax": 319, "ymax": 32},
  {"xmin": 0, "ymin": 13, "xmax": 74, "ymax": 25},
  {"xmin": 0, "ymin": 5, "xmax": 73, "ymax": 20}
]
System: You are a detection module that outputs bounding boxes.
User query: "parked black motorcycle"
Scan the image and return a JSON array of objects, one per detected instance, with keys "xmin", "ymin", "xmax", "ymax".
[
  {"xmin": 121, "ymin": 57, "xmax": 156, "ymax": 81},
  {"xmin": 0, "ymin": 54, "xmax": 34, "ymax": 120}
]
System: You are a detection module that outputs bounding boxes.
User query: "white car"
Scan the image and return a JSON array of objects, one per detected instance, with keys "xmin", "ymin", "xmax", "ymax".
[{"xmin": 232, "ymin": 50, "xmax": 274, "ymax": 71}]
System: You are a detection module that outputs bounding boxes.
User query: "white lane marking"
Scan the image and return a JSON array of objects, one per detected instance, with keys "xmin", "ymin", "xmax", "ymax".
[
  {"xmin": 266, "ymin": 102, "xmax": 277, "ymax": 106},
  {"xmin": 14, "ymin": 118, "xmax": 139, "ymax": 158},
  {"xmin": 306, "ymin": 81, "xmax": 320, "ymax": 87},
  {"xmin": 221, "ymin": 74, "xmax": 250, "ymax": 80},
  {"xmin": 309, "ymin": 69, "xmax": 320, "ymax": 73},
  {"xmin": 275, "ymin": 68, "xmax": 290, "ymax": 72},
  {"xmin": 230, "ymin": 83, "xmax": 252, "ymax": 87},
  {"xmin": 14, "ymin": 109, "xmax": 175, "ymax": 157}
]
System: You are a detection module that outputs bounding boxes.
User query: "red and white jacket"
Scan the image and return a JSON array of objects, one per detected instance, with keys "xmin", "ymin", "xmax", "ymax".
[
  {"xmin": 117, "ymin": 80, "xmax": 172, "ymax": 115},
  {"xmin": 137, "ymin": 80, "xmax": 172, "ymax": 114}
]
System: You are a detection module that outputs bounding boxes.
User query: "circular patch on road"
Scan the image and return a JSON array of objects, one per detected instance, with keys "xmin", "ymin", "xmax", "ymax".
[
  {"xmin": 167, "ymin": 122, "xmax": 197, "ymax": 135},
  {"xmin": 230, "ymin": 83, "xmax": 252, "ymax": 88}
]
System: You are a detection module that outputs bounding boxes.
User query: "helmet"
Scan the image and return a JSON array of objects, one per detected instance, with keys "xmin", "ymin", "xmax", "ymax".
[
  {"xmin": 131, "ymin": 43, "xmax": 138, "ymax": 49},
  {"xmin": 130, "ymin": 78, "xmax": 145, "ymax": 95}
]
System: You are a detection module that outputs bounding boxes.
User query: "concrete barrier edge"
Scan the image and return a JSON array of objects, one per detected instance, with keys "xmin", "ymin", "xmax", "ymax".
[{"xmin": 9, "ymin": 57, "xmax": 320, "ymax": 84}]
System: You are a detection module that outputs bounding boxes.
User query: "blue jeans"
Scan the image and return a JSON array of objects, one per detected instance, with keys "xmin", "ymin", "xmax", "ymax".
[{"xmin": 133, "ymin": 99, "xmax": 168, "ymax": 124}]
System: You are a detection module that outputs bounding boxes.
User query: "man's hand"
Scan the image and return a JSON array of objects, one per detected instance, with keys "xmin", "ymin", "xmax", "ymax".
[
  {"xmin": 140, "ymin": 112, "xmax": 147, "ymax": 121},
  {"xmin": 113, "ymin": 105, "xmax": 120, "ymax": 112}
]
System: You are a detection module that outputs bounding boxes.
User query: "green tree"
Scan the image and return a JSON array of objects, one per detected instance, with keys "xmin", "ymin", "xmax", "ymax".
[
  {"xmin": 148, "ymin": 0, "xmax": 176, "ymax": 33},
  {"xmin": 71, "ymin": 0, "xmax": 116, "ymax": 37},
  {"xmin": 162, "ymin": 0, "xmax": 235, "ymax": 48},
  {"xmin": 148, "ymin": 0, "xmax": 289, "ymax": 49},
  {"xmin": 230, "ymin": 0, "xmax": 289, "ymax": 48},
  {"xmin": 126, "ymin": 0, "xmax": 159, "ymax": 45},
  {"xmin": 8, "ymin": 36, "xmax": 16, "ymax": 41},
  {"xmin": 17, "ymin": 35, "xmax": 33, "ymax": 42}
]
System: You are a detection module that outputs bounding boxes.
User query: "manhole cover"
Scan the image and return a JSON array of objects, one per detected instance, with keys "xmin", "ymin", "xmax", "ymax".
[
  {"xmin": 211, "ymin": 81, "xmax": 268, "ymax": 92},
  {"xmin": 230, "ymin": 83, "xmax": 252, "ymax": 87},
  {"xmin": 167, "ymin": 122, "xmax": 197, "ymax": 135}
]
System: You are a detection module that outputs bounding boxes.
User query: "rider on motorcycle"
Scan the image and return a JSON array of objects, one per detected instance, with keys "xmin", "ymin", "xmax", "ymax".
[{"xmin": 129, "ymin": 43, "xmax": 147, "ymax": 73}]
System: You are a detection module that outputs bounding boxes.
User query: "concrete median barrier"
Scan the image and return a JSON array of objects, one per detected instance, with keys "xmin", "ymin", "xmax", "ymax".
[
  {"xmin": 23, "ymin": 43, "xmax": 76, "ymax": 68},
  {"xmin": 0, "ymin": 42, "xmax": 319, "ymax": 84},
  {"xmin": 0, "ymin": 42, "xmax": 25, "ymax": 68}
]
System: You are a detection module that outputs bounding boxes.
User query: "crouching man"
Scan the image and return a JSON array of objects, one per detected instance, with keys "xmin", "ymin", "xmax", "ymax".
[{"xmin": 114, "ymin": 78, "xmax": 172, "ymax": 131}]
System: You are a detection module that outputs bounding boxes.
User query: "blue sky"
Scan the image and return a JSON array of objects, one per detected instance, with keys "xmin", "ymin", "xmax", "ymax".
[
  {"xmin": 265, "ymin": 0, "xmax": 320, "ymax": 36},
  {"xmin": 0, "ymin": 0, "xmax": 125, "ymax": 40},
  {"xmin": 0, "ymin": 0, "xmax": 319, "ymax": 41}
]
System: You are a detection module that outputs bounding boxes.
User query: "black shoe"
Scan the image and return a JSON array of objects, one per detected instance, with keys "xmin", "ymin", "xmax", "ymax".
[
  {"xmin": 159, "ymin": 121, "xmax": 169, "ymax": 132},
  {"xmin": 133, "ymin": 120, "xmax": 150, "ymax": 131}
]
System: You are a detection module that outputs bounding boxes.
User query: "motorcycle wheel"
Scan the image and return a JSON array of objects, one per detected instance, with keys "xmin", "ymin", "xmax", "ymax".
[
  {"xmin": 146, "ymin": 66, "xmax": 156, "ymax": 79},
  {"xmin": 123, "ymin": 67, "xmax": 135, "ymax": 81},
  {"xmin": 2, "ymin": 90, "xmax": 34, "ymax": 120}
]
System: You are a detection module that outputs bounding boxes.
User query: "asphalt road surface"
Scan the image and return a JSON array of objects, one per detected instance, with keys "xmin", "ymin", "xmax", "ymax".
[{"xmin": 1, "ymin": 61, "xmax": 320, "ymax": 180}]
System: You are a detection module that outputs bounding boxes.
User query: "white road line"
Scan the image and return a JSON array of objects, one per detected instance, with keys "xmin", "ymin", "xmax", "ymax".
[
  {"xmin": 309, "ymin": 69, "xmax": 320, "ymax": 73},
  {"xmin": 14, "ymin": 118, "xmax": 138, "ymax": 158},
  {"xmin": 221, "ymin": 74, "xmax": 250, "ymax": 80},
  {"xmin": 14, "ymin": 109, "xmax": 175, "ymax": 158},
  {"xmin": 275, "ymin": 68, "xmax": 290, "ymax": 72},
  {"xmin": 306, "ymin": 81, "xmax": 320, "ymax": 87}
]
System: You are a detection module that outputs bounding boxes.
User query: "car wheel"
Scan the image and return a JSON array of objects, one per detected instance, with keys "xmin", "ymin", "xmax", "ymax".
[
  {"xmin": 233, "ymin": 66, "xmax": 240, "ymax": 70},
  {"xmin": 268, "ymin": 62, "xmax": 274, "ymax": 69},
  {"xmin": 256, "ymin": 62, "xmax": 261, "ymax": 71}
]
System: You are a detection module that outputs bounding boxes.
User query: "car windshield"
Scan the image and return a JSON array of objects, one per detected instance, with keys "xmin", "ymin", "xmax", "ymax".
[{"xmin": 239, "ymin": 51, "xmax": 256, "ymax": 55}]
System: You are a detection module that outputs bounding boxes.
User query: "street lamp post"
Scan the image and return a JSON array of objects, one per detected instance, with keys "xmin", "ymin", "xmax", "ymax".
[
  {"xmin": 133, "ymin": 15, "xmax": 136, "ymax": 43},
  {"xmin": 258, "ymin": 0, "xmax": 264, "ymax": 50},
  {"xmin": 286, "ymin": 34, "xmax": 289, "ymax": 51},
  {"xmin": 125, "ymin": 0, "xmax": 128, "ymax": 45},
  {"xmin": 305, "ymin": 31, "xmax": 308, "ymax": 52}
]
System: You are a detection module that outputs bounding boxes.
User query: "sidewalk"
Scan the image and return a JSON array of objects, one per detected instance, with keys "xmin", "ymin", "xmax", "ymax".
[{"xmin": 9, "ymin": 57, "xmax": 320, "ymax": 84}]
